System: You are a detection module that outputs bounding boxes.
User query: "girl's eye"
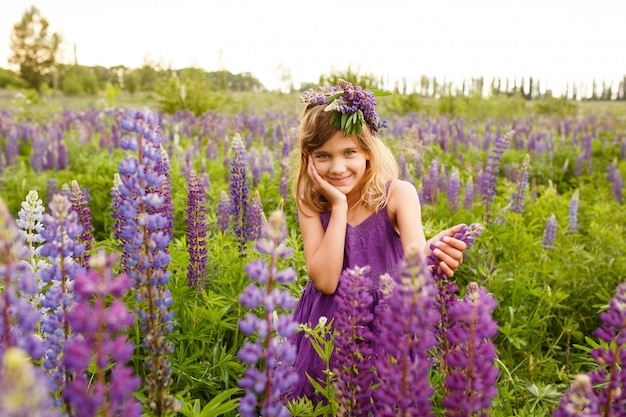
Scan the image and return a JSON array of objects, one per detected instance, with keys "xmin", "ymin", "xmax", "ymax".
[{"xmin": 315, "ymin": 154, "xmax": 328, "ymax": 160}]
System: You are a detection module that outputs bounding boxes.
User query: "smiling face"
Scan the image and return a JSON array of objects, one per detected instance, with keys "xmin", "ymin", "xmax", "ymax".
[{"xmin": 310, "ymin": 130, "xmax": 369, "ymax": 201}]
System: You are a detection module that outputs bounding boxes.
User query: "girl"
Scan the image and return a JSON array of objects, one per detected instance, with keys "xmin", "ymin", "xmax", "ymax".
[{"xmin": 289, "ymin": 80, "xmax": 468, "ymax": 400}]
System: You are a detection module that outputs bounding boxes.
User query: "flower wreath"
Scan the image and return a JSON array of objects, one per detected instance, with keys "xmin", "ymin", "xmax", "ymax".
[{"xmin": 300, "ymin": 79, "xmax": 390, "ymax": 137}]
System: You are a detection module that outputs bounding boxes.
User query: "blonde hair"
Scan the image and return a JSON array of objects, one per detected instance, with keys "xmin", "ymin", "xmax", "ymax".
[{"xmin": 292, "ymin": 104, "xmax": 398, "ymax": 214}]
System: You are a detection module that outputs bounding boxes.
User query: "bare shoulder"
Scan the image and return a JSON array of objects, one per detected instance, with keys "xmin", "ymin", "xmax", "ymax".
[
  {"xmin": 297, "ymin": 199, "xmax": 324, "ymax": 235},
  {"xmin": 387, "ymin": 180, "xmax": 419, "ymax": 210}
]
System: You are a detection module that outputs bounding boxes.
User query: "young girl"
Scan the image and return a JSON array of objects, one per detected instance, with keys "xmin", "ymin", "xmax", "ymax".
[{"xmin": 289, "ymin": 80, "xmax": 468, "ymax": 400}]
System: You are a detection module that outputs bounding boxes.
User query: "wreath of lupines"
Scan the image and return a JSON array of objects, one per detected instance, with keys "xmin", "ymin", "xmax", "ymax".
[{"xmin": 299, "ymin": 79, "xmax": 390, "ymax": 137}]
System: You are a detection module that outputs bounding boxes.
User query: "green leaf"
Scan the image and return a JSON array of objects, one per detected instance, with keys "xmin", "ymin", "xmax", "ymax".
[
  {"xmin": 340, "ymin": 112, "xmax": 348, "ymax": 130},
  {"xmin": 326, "ymin": 92, "xmax": 343, "ymax": 101},
  {"xmin": 199, "ymin": 388, "xmax": 241, "ymax": 417},
  {"xmin": 329, "ymin": 109, "xmax": 339, "ymax": 126},
  {"xmin": 371, "ymin": 89, "xmax": 392, "ymax": 97}
]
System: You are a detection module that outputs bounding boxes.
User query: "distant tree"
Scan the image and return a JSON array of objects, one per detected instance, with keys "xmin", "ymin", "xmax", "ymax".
[
  {"xmin": 135, "ymin": 56, "xmax": 164, "ymax": 91},
  {"xmin": 8, "ymin": 6, "xmax": 61, "ymax": 93},
  {"xmin": 318, "ymin": 65, "xmax": 380, "ymax": 91},
  {"xmin": 59, "ymin": 64, "xmax": 98, "ymax": 95},
  {"xmin": 156, "ymin": 72, "xmax": 225, "ymax": 116},
  {"xmin": 123, "ymin": 69, "xmax": 141, "ymax": 95},
  {"xmin": 91, "ymin": 65, "xmax": 117, "ymax": 91}
]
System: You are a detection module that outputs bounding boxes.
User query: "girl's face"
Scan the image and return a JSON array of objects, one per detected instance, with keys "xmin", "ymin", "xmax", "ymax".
[{"xmin": 310, "ymin": 130, "xmax": 369, "ymax": 199}]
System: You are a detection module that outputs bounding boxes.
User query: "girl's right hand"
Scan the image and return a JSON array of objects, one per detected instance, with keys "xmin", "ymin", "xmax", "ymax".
[{"xmin": 307, "ymin": 156, "xmax": 347, "ymax": 207}]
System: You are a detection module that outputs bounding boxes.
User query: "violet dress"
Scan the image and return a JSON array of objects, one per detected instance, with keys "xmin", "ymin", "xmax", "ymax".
[{"xmin": 289, "ymin": 189, "xmax": 405, "ymax": 400}]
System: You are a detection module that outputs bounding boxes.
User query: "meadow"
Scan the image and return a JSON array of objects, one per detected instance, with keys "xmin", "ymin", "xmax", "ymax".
[{"xmin": 1, "ymin": 89, "xmax": 626, "ymax": 416}]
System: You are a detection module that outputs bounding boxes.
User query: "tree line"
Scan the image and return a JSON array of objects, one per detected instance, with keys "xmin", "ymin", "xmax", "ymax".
[{"xmin": 2, "ymin": 6, "xmax": 626, "ymax": 102}]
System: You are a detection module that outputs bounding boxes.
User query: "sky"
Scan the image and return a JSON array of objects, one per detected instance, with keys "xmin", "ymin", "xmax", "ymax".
[{"xmin": 1, "ymin": 0, "xmax": 625, "ymax": 94}]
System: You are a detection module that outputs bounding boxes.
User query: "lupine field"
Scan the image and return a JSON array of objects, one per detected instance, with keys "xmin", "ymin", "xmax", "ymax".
[{"xmin": 1, "ymin": 92, "xmax": 626, "ymax": 417}]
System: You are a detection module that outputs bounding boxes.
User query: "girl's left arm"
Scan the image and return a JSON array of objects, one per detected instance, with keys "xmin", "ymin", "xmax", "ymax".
[{"xmin": 389, "ymin": 180, "xmax": 467, "ymax": 277}]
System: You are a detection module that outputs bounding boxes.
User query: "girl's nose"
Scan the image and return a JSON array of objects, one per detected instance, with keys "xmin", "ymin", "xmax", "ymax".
[{"xmin": 329, "ymin": 160, "xmax": 345, "ymax": 175}]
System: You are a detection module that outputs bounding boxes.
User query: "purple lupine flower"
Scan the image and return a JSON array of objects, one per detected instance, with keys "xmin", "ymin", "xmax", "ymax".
[
  {"xmin": 439, "ymin": 164, "xmax": 448, "ymax": 194},
  {"xmin": 582, "ymin": 133, "xmax": 593, "ymax": 171},
  {"xmin": 63, "ymin": 250, "xmax": 142, "ymax": 417},
  {"xmin": 230, "ymin": 133, "xmax": 251, "ymax": 254},
  {"xmin": 613, "ymin": 173, "xmax": 623, "ymax": 204},
  {"xmin": 110, "ymin": 173, "xmax": 128, "ymax": 268},
  {"xmin": 202, "ymin": 172, "xmax": 211, "ymax": 199},
  {"xmin": 542, "ymin": 214, "xmax": 558, "ymax": 250},
  {"xmin": 247, "ymin": 191, "xmax": 265, "ymax": 243},
  {"xmin": 0, "ymin": 197, "xmax": 45, "ymax": 362},
  {"xmin": 261, "ymin": 148, "xmax": 275, "ymax": 179},
  {"xmin": 414, "ymin": 153, "xmax": 424, "ymax": 180},
  {"xmin": 418, "ymin": 177, "xmax": 428, "ymax": 205},
  {"xmin": 447, "ymin": 167, "xmax": 461, "ymax": 214},
  {"xmin": 4, "ymin": 126, "xmax": 19, "ymax": 166},
  {"xmin": 279, "ymin": 134, "xmax": 294, "ymax": 200},
  {"xmin": 372, "ymin": 246, "xmax": 439, "ymax": 416},
  {"xmin": 426, "ymin": 223, "xmax": 484, "ymax": 383},
  {"xmin": 575, "ymin": 152, "xmax": 586, "ymax": 177},
  {"xmin": 45, "ymin": 178, "xmax": 58, "ymax": 207},
  {"xmin": 332, "ymin": 266, "xmax": 377, "ymax": 416},
  {"xmin": 249, "ymin": 150, "xmax": 261, "ymax": 188},
  {"xmin": 463, "ymin": 176, "xmax": 475, "ymax": 211},
  {"xmin": 57, "ymin": 138, "xmax": 68, "ymax": 170},
  {"xmin": 70, "ymin": 180, "xmax": 94, "ymax": 268},
  {"xmin": 441, "ymin": 282, "xmax": 499, "ymax": 415},
  {"xmin": 186, "ymin": 169, "xmax": 208, "ymax": 289},
  {"xmin": 428, "ymin": 158, "xmax": 439, "ymax": 205},
  {"xmin": 581, "ymin": 280, "xmax": 626, "ymax": 414},
  {"xmin": 568, "ymin": 190, "xmax": 580, "ymax": 233},
  {"xmin": 607, "ymin": 159, "xmax": 618, "ymax": 184},
  {"xmin": 552, "ymin": 374, "xmax": 600, "ymax": 417},
  {"xmin": 0, "ymin": 347, "xmax": 59, "ymax": 417},
  {"xmin": 511, "ymin": 154, "xmax": 530, "ymax": 214},
  {"xmin": 118, "ymin": 108, "xmax": 180, "ymax": 416},
  {"xmin": 154, "ymin": 145, "xmax": 175, "ymax": 256},
  {"xmin": 482, "ymin": 130, "xmax": 514, "ymax": 223},
  {"xmin": 39, "ymin": 194, "xmax": 85, "ymax": 403},
  {"xmin": 237, "ymin": 210, "xmax": 298, "ymax": 417},
  {"xmin": 217, "ymin": 190, "xmax": 231, "ymax": 234},
  {"xmin": 608, "ymin": 160, "xmax": 623, "ymax": 203},
  {"xmin": 398, "ymin": 154, "xmax": 408, "ymax": 180}
]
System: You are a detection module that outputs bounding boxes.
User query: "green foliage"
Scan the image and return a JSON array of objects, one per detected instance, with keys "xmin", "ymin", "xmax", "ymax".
[
  {"xmin": 533, "ymin": 97, "xmax": 578, "ymax": 117},
  {"xmin": 0, "ymin": 68, "xmax": 27, "ymax": 89},
  {"xmin": 8, "ymin": 6, "xmax": 61, "ymax": 93},
  {"xmin": 104, "ymin": 82, "xmax": 120, "ymax": 106},
  {"xmin": 287, "ymin": 320, "xmax": 338, "ymax": 416},
  {"xmin": 156, "ymin": 74, "xmax": 225, "ymax": 116},
  {"xmin": 178, "ymin": 388, "xmax": 240, "ymax": 417},
  {"xmin": 1, "ymin": 97, "xmax": 626, "ymax": 415},
  {"xmin": 383, "ymin": 92, "xmax": 431, "ymax": 116},
  {"xmin": 60, "ymin": 65, "xmax": 99, "ymax": 95},
  {"xmin": 318, "ymin": 65, "xmax": 382, "ymax": 91}
]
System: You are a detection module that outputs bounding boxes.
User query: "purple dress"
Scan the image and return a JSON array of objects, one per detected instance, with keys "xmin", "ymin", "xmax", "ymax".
[{"xmin": 289, "ymin": 191, "xmax": 404, "ymax": 400}]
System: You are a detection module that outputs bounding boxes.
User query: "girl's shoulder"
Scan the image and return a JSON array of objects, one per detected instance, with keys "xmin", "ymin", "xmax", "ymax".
[
  {"xmin": 386, "ymin": 180, "xmax": 420, "ymax": 211},
  {"xmin": 388, "ymin": 179, "xmax": 418, "ymax": 198}
]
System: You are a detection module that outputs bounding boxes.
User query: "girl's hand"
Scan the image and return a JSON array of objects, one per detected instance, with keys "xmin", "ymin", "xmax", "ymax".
[
  {"xmin": 307, "ymin": 156, "xmax": 347, "ymax": 207},
  {"xmin": 427, "ymin": 224, "xmax": 468, "ymax": 278}
]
